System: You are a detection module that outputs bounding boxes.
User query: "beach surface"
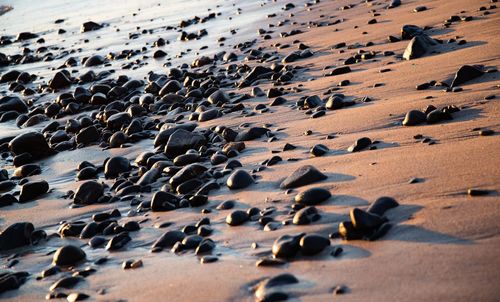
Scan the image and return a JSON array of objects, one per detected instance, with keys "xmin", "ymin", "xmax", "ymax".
[{"xmin": 0, "ymin": 0, "xmax": 499, "ymax": 301}]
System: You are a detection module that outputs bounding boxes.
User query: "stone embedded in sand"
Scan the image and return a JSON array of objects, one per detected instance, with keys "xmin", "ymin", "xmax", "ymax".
[
  {"xmin": 427, "ymin": 109, "xmax": 450, "ymax": 124},
  {"xmin": 0, "ymin": 222, "xmax": 34, "ymax": 251},
  {"xmin": 327, "ymin": 66, "xmax": 351, "ymax": 76},
  {"xmin": 66, "ymin": 292, "xmax": 90, "ymax": 302},
  {"xmin": 0, "ymin": 194, "xmax": 17, "ymax": 207},
  {"xmin": 74, "ymin": 181, "xmax": 104, "ymax": 204},
  {"xmin": 347, "ymin": 137, "xmax": 372, "ymax": 152},
  {"xmin": 151, "ymin": 191, "xmax": 178, "ymax": 212},
  {"xmin": 401, "ymin": 25, "xmax": 423, "ymax": 40},
  {"xmin": 280, "ymin": 165, "xmax": 327, "ymax": 189},
  {"xmin": 159, "ymin": 80, "xmax": 182, "ymax": 96},
  {"xmin": 169, "ymin": 163, "xmax": 207, "ymax": 189},
  {"xmin": 107, "ymin": 112, "xmax": 132, "ymax": 130},
  {"xmin": 13, "ymin": 164, "xmax": 41, "ymax": 178},
  {"xmin": 153, "ymin": 50, "xmax": 167, "ymax": 58},
  {"xmin": 367, "ymin": 197, "xmax": 399, "ymax": 216},
  {"xmin": 195, "ymin": 238, "xmax": 215, "ymax": 255},
  {"xmin": 325, "ymin": 95, "xmax": 345, "ymax": 110},
  {"xmin": 217, "ymin": 200, "xmax": 235, "ymax": 210},
  {"xmin": 79, "ymin": 222, "xmax": 98, "ymax": 239},
  {"xmin": 53, "ymin": 245, "xmax": 86, "ymax": 266},
  {"xmin": 272, "ymin": 233, "xmax": 305, "ymax": 258},
  {"xmin": 227, "ymin": 169, "xmax": 254, "ymax": 190},
  {"xmin": 295, "ymin": 188, "xmax": 331, "ymax": 205},
  {"xmin": 106, "ymin": 233, "xmax": 131, "ymax": 251},
  {"xmin": 81, "ymin": 21, "xmax": 102, "ymax": 32},
  {"xmin": 0, "ymin": 271, "xmax": 29, "ymax": 294},
  {"xmin": 104, "ymin": 156, "xmax": 131, "ymax": 178},
  {"xmin": 165, "ymin": 129, "xmax": 206, "ymax": 158},
  {"xmin": 350, "ymin": 208, "xmax": 386, "ymax": 230},
  {"xmin": 49, "ymin": 71, "xmax": 72, "ymax": 90},
  {"xmin": 293, "ymin": 206, "xmax": 320, "ymax": 225},
  {"xmin": 226, "ymin": 210, "xmax": 249, "ymax": 226},
  {"xmin": 16, "ymin": 32, "xmax": 38, "ymax": 40},
  {"xmin": 89, "ymin": 236, "xmax": 106, "ymax": 248},
  {"xmin": 451, "ymin": 65, "xmax": 484, "ymax": 87},
  {"xmin": 299, "ymin": 234, "xmax": 330, "ymax": 255},
  {"xmin": 234, "ymin": 127, "xmax": 269, "ymax": 141},
  {"xmin": 310, "ymin": 144, "xmax": 329, "ymax": 157},
  {"xmin": 152, "ymin": 230, "xmax": 186, "ymax": 251},
  {"xmin": 9, "ymin": 131, "xmax": 53, "ymax": 159},
  {"xmin": 19, "ymin": 180, "xmax": 49, "ymax": 203},
  {"xmin": 49, "ymin": 276, "xmax": 84, "ymax": 291},
  {"xmin": 254, "ymin": 273, "xmax": 299, "ymax": 302},
  {"xmin": 208, "ymin": 89, "xmax": 230, "ymax": 104},
  {"xmin": 402, "ymin": 110, "xmax": 427, "ymax": 126},
  {"xmin": 198, "ymin": 108, "xmax": 220, "ymax": 122},
  {"xmin": 76, "ymin": 126, "xmax": 99, "ymax": 144},
  {"xmin": 414, "ymin": 6, "xmax": 427, "ymax": 12},
  {"xmin": 403, "ymin": 34, "xmax": 436, "ymax": 60},
  {"xmin": 338, "ymin": 221, "xmax": 364, "ymax": 240},
  {"xmin": 388, "ymin": 0, "xmax": 401, "ymax": 8},
  {"xmin": 83, "ymin": 55, "xmax": 105, "ymax": 67},
  {"xmin": 256, "ymin": 257, "xmax": 286, "ymax": 267},
  {"xmin": 0, "ymin": 96, "xmax": 28, "ymax": 113}
]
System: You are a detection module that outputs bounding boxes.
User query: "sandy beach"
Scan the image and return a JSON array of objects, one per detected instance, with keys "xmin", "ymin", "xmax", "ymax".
[{"xmin": 0, "ymin": 0, "xmax": 499, "ymax": 301}]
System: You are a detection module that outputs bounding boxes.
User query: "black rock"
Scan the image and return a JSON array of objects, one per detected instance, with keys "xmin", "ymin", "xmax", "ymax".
[
  {"xmin": 13, "ymin": 164, "xmax": 41, "ymax": 178},
  {"xmin": 367, "ymin": 196, "xmax": 399, "ymax": 216},
  {"xmin": 165, "ymin": 129, "xmax": 206, "ymax": 158},
  {"xmin": 81, "ymin": 21, "xmax": 102, "ymax": 32},
  {"xmin": 451, "ymin": 65, "xmax": 484, "ymax": 87},
  {"xmin": 84, "ymin": 55, "xmax": 105, "ymax": 67},
  {"xmin": 74, "ymin": 181, "xmax": 104, "ymax": 205},
  {"xmin": 300, "ymin": 234, "xmax": 330, "ymax": 255},
  {"xmin": 295, "ymin": 188, "xmax": 331, "ymax": 205},
  {"xmin": 107, "ymin": 112, "xmax": 131, "ymax": 130},
  {"xmin": 151, "ymin": 191, "xmax": 178, "ymax": 211},
  {"xmin": 347, "ymin": 137, "xmax": 372, "ymax": 152},
  {"xmin": 280, "ymin": 165, "xmax": 327, "ymax": 189},
  {"xmin": 19, "ymin": 180, "xmax": 49, "ymax": 203},
  {"xmin": 226, "ymin": 169, "xmax": 254, "ymax": 189},
  {"xmin": 49, "ymin": 276, "xmax": 84, "ymax": 291},
  {"xmin": 350, "ymin": 208, "xmax": 385, "ymax": 230},
  {"xmin": 403, "ymin": 34, "xmax": 436, "ymax": 60},
  {"xmin": 254, "ymin": 273, "xmax": 298, "ymax": 302},
  {"xmin": 310, "ymin": 144, "xmax": 329, "ymax": 157},
  {"xmin": 0, "ymin": 222, "xmax": 34, "ymax": 251},
  {"xmin": 325, "ymin": 96, "xmax": 344, "ymax": 110},
  {"xmin": 9, "ymin": 131, "xmax": 53, "ymax": 159},
  {"xmin": 104, "ymin": 156, "xmax": 130, "ymax": 178},
  {"xmin": 152, "ymin": 230, "xmax": 186, "ymax": 251},
  {"xmin": 327, "ymin": 66, "xmax": 351, "ymax": 76},
  {"xmin": 0, "ymin": 194, "xmax": 17, "ymax": 207},
  {"xmin": 79, "ymin": 222, "xmax": 98, "ymax": 239},
  {"xmin": 0, "ymin": 96, "xmax": 28, "ymax": 113},
  {"xmin": 49, "ymin": 71, "xmax": 72, "ymax": 89},
  {"xmin": 234, "ymin": 127, "xmax": 269, "ymax": 141},
  {"xmin": 272, "ymin": 233, "xmax": 305, "ymax": 258},
  {"xmin": 76, "ymin": 126, "xmax": 100, "ymax": 144},
  {"xmin": 106, "ymin": 232, "xmax": 131, "ymax": 250},
  {"xmin": 226, "ymin": 210, "xmax": 249, "ymax": 226},
  {"xmin": 403, "ymin": 110, "xmax": 426, "ymax": 126},
  {"xmin": 53, "ymin": 245, "xmax": 86, "ymax": 266},
  {"xmin": 293, "ymin": 206, "xmax": 320, "ymax": 225},
  {"xmin": 401, "ymin": 25, "xmax": 423, "ymax": 40},
  {"xmin": 208, "ymin": 90, "xmax": 230, "ymax": 104}
]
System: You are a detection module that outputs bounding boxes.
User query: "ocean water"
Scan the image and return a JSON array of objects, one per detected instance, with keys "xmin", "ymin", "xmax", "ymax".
[{"xmin": 0, "ymin": 0, "xmax": 282, "ymax": 136}]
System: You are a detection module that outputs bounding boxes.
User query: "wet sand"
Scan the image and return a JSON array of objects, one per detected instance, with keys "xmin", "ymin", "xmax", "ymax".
[{"xmin": 1, "ymin": 0, "xmax": 499, "ymax": 301}]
